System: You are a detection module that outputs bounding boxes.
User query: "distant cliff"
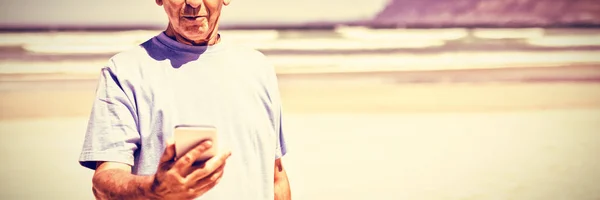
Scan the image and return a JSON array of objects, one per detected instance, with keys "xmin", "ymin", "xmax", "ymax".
[{"xmin": 370, "ymin": 0, "xmax": 600, "ymax": 27}]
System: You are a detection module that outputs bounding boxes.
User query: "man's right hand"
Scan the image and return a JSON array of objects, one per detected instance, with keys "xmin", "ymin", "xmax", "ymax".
[{"xmin": 147, "ymin": 140, "xmax": 232, "ymax": 200}]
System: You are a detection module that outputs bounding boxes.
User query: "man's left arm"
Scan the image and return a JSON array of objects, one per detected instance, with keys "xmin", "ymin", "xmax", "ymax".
[
  {"xmin": 274, "ymin": 158, "xmax": 291, "ymax": 200},
  {"xmin": 263, "ymin": 54, "xmax": 290, "ymax": 200}
]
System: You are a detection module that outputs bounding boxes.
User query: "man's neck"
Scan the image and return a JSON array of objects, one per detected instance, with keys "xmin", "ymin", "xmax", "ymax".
[{"xmin": 164, "ymin": 24, "xmax": 221, "ymax": 46}]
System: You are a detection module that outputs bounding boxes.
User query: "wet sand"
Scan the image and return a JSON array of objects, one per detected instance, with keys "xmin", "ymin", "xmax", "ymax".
[
  {"xmin": 1, "ymin": 67, "xmax": 600, "ymax": 199},
  {"xmin": 1, "ymin": 65, "xmax": 600, "ymax": 119}
]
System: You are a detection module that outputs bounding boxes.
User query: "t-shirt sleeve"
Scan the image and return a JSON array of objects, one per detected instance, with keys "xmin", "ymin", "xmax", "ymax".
[
  {"xmin": 265, "ymin": 60, "xmax": 288, "ymax": 160},
  {"xmin": 78, "ymin": 65, "xmax": 140, "ymax": 170},
  {"xmin": 274, "ymin": 103, "xmax": 287, "ymax": 160}
]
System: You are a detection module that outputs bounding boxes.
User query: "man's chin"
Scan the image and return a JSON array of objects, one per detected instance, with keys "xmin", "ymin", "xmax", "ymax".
[{"xmin": 181, "ymin": 34, "xmax": 211, "ymax": 43}]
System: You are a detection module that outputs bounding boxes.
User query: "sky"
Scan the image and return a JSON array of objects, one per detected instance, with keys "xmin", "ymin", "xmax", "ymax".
[{"xmin": 0, "ymin": 0, "xmax": 390, "ymax": 27}]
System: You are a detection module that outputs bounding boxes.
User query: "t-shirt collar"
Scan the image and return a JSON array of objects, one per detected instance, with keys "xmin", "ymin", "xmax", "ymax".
[{"xmin": 155, "ymin": 32, "xmax": 226, "ymax": 54}]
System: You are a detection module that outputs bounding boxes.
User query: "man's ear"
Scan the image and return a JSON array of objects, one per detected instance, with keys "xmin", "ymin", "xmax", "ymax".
[
  {"xmin": 156, "ymin": 0, "xmax": 163, "ymax": 6},
  {"xmin": 223, "ymin": 0, "xmax": 231, "ymax": 6}
]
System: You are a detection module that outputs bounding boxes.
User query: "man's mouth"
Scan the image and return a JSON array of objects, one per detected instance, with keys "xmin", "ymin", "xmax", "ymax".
[{"xmin": 183, "ymin": 16, "xmax": 206, "ymax": 20}]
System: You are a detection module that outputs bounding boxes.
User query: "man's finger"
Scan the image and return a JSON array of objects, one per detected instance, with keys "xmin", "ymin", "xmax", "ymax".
[
  {"xmin": 185, "ymin": 161, "xmax": 226, "ymax": 188},
  {"xmin": 189, "ymin": 171, "xmax": 223, "ymax": 197},
  {"xmin": 202, "ymin": 151, "xmax": 231, "ymax": 173},
  {"xmin": 159, "ymin": 138, "xmax": 176, "ymax": 163},
  {"xmin": 184, "ymin": 151, "xmax": 231, "ymax": 184},
  {"xmin": 173, "ymin": 141, "xmax": 214, "ymax": 171}
]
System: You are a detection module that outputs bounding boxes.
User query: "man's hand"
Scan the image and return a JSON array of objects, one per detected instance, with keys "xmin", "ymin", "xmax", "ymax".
[
  {"xmin": 274, "ymin": 158, "xmax": 291, "ymax": 200},
  {"xmin": 148, "ymin": 140, "xmax": 232, "ymax": 199}
]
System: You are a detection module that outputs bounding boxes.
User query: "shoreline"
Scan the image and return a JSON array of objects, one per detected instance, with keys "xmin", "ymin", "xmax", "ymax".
[{"xmin": 1, "ymin": 64, "xmax": 599, "ymax": 83}]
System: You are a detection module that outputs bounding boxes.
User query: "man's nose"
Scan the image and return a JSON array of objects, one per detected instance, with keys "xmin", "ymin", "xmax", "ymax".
[{"xmin": 185, "ymin": 0, "xmax": 203, "ymax": 8}]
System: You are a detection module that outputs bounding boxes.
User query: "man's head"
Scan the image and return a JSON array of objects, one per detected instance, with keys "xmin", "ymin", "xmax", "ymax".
[{"xmin": 156, "ymin": 0, "xmax": 231, "ymax": 45}]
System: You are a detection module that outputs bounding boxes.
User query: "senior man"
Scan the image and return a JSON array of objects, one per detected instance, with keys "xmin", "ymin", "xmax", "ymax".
[{"xmin": 78, "ymin": 0, "xmax": 291, "ymax": 199}]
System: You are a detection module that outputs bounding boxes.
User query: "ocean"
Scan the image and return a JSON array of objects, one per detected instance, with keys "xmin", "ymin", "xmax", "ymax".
[{"xmin": 1, "ymin": 27, "xmax": 600, "ymax": 75}]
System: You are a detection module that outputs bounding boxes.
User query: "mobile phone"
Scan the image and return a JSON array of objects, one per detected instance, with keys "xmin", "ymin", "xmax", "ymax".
[{"xmin": 173, "ymin": 125, "xmax": 218, "ymax": 162}]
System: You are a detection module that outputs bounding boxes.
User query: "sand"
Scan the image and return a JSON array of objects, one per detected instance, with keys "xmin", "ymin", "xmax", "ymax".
[
  {"xmin": 1, "ymin": 68, "xmax": 600, "ymax": 199},
  {"xmin": 2, "ymin": 65, "xmax": 600, "ymax": 120}
]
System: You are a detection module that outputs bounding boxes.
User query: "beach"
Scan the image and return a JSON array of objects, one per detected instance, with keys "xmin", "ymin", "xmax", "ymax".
[
  {"xmin": 1, "ymin": 68, "xmax": 600, "ymax": 199},
  {"xmin": 1, "ymin": 28, "xmax": 600, "ymax": 199}
]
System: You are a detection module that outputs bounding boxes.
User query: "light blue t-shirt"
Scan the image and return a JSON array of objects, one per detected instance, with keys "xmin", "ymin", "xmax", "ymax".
[{"xmin": 79, "ymin": 32, "xmax": 287, "ymax": 200}]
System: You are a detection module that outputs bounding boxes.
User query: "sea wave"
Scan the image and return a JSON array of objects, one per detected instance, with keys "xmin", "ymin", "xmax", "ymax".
[
  {"xmin": 2, "ymin": 28, "xmax": 600, "ymax": 55},
  {"xmin": 471, "ymin": 28, "xmax": 545, "ymax": 39},
  {"xmin": 23, "ymin": 39, "xmax": 446, "ymax": 55},
  {"xmin": 2, "ymin": 51, "xmax": 598, "ymax": 75},
  {"xmin": 527, "ymin": 35, "xmax": 600, "ymax": 47},
  {"xmin": 0, "ymin": 30, "xmax": 160, "ymax": 47},
  {"xmin": 0, "ymin": 30, "xmax": 277, "ymax": 47},
  {"xmin": 335, "ymin": 26, "xmax": 469, "ymax": 40},
  {"xmin": 4, "ymin": 30, "xmax": 448, "ymax": 54},
  {"xmin": 269, "ymin": 51, "xmax": 600, "ymax": 73}
]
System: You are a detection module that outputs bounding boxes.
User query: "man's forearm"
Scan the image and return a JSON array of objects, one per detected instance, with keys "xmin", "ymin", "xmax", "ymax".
[
  {"xmin": 92, "ymin": 169, "xmax": 156, "ymax": 200},
  {"xmin": 274, "ymin": 172, "xmax": 291, "ymax": 200}
]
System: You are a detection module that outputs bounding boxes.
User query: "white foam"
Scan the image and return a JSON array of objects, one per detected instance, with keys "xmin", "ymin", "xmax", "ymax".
[
  {"xmin": 2, "ymin": 51, "xmax": 599, "ymax": 75},
  {"xmin": 0, "ymin": 30, "xmax": 160, "ymax": 46},
  {"xmin": 242, "ymin": 38, "xmax": 446, "ymax": 50},
  {"xmin": 472, "ymin": 28, "xmax": 545, "ymax": 39},
  {"xmin": 270, "ymin": 51, "xmax": 600, "ymax": 73},
  {"xmin": 5, "ymin": 29, "xmax": 600, "ymax": 55},
  {"xmin": 0, "ymin": 60, "xmax": 107, "ymax": 74},
  {"xmin": 0, "ymin": 30, "xmax": 278, "ymax": 52},
  {"xmin": 527, "ymin": 35, "xmax": 600, "ymax": 47},
  {"xmin": 220, "ymin": 30, "xmax": 280, "ymax": 40},
  {"xmin": 20, "ymin": 37, "xmax": 445, "ymax": 55},
  {"xmin": 23, "ymin": 44, "xmax": 137, "ymax": 54},
  {"xmin": 335, "ymin": 26, "xmax": 469, "ymax": 41}
]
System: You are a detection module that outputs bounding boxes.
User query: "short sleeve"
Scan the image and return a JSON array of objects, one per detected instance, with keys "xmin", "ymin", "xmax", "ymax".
[
  {"xmin": 265, "ymin": 60, "xmax": 287, "ymax": 160},
  {"xmin": 274, "ymin": 102, "xmax": 287, "ymax": 160},
  {"xmin": 78, "ymin": 65, "xmax": 140, "ymax": 170}
]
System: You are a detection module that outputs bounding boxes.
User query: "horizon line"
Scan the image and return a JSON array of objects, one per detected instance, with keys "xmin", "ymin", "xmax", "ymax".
[{"xmin": 2, "ymin": 22, "xmax": 600, "ymax": 32}]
